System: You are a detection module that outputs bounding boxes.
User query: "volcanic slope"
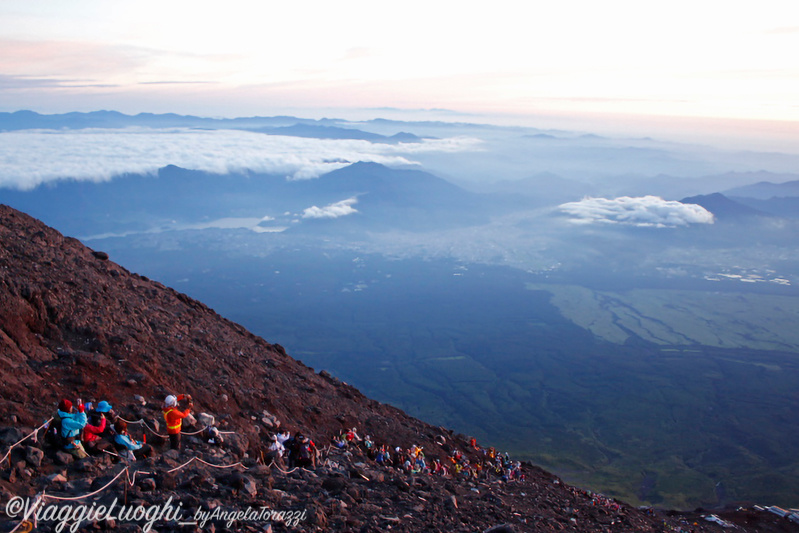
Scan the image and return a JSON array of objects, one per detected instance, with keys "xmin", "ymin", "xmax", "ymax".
[{"xmin": 0, "ymin": 204, "xmax": 795, "ymax": 532}]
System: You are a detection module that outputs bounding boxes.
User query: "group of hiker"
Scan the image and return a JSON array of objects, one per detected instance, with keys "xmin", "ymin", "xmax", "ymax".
[
  {"xmin": 49, "ymin": 392, "xmax": 324, "ymax": 472},
  {"xmin": 49, "ymin": 392, "xmax": 195, "ymax": 461},
  {"xmin": 266, "ymin": 430, "xmax": 320, "ymax": 470},
  {"xmin": 327, "ymin": 427, "xmax": 526, "ymax": 483},
  {"xmin": 48, "ymin": 394, "xmax": 526, "ymax": 486}
]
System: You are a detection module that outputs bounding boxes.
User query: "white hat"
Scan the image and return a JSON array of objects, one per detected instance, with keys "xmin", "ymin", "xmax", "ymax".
[{"xmin": 165, "ymin": 395, "xmax": 177, "ymax": 407}]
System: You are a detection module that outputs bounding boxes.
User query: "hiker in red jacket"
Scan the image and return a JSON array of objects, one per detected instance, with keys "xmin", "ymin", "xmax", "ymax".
[
  {"xmin": 83, "ymin": 400, "xmax": 114, "ymax": 456},
  {"xmin": 163, "ymin": 394, "xmax": 193, "ymax": 450}
]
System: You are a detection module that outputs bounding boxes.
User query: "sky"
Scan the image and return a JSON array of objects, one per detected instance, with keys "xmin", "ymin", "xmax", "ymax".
[{"xmin": 0, "ymin": 0, "xmax": 798, "ymax": 143}]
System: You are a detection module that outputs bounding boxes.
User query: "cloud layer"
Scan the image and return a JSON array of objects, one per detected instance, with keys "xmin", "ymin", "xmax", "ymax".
[
  {"xmin": 0, "ymin": 128, "xmax": 480, "ymax": 190},
  {"xmin": 302, "ymin": 197, "xmax": 359, "ymax": 219},
  {"xmin": 558, "ymin": 196, "xmax": 714, "ymax": 227}
]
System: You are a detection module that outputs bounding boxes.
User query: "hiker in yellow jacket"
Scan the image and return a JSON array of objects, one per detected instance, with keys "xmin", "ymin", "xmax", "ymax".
[{"xmin": 162, "ymin": 394, "xmax": 193, "ymax": 450}]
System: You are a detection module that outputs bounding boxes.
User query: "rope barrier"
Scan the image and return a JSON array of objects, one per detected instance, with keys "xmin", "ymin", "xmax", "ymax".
[
  {"xmin": 42, "ymin": 466, "xmax": 129, "ymax": 502},
  {"xmin": 271, "ymin": 463, "xmax": 301, "ymax": 474},
  {"xmin": 166, "ymin": 456, "xmax": 245, "ymax": 474},
  {"xmin": 179, "ymin": 427, "xmax": 208, "ymax": 436},
  {"xmin": 116, "ymin": 417, "xmax": 168, "ymax": 439},
  {"xmin": 125, "ymin": 468, "xmax": 154, "ymax": 487},
  {"xmin": 0, "ymin": 418, "xmax": 53, "ymax": 466},
  {"xmin": 116, "ymin": 417, "xmax": 228, "ymax": 438},
  {"xmin": 269, "ymin": 460, "xmax": 317, "ymax": 475}
]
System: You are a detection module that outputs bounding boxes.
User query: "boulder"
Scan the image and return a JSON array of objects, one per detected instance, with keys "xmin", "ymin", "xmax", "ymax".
[
  {"xmin": 307, "ymin": 503, "xmax": 328, "ymax": 529},
  {"xmin": 484, "ymin": 526, "xmax": 515, "ymax": 533},
  {"xmin": 138, "ymin": 477, "xmax": 157, "ymax": 491},
  {"xmin": 0, "ymin": 427, "xmax": 23, "ymax": 446},
  {"xmin": 25, "ymin": 445, "xmax": 44, "ymax": 467},
  {"xmin": 224, "ymin": 433, "xmax": 248, "ymax": 458},
  {"xmin": 46, "ymin": 472, "xmax": 68, "ymax": 485},
  {"xmin": 322, "ymin": 476, "xmax": 347, "ymax": 494},
  {"xmin": 54, "ymin": 451, "xmax": 74, "ymax": 465},
  {"xmin": 198, "ymin": 413, "xmax": 215, "ymax": 428}
]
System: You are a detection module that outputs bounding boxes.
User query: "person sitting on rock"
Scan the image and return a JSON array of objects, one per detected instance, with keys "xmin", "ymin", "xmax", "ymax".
[
  {"xmin": 375, "ymin": 444, "xmax": 386, "ymax": 465},
  {"xmin": 362, "ymin": 435, "xmax": 376, "ymax": 459},
  {"xmin": 275, "ymin": 430, "xmax": 291, "ymax": 446},
  {"xmin": 345, "ymin": 427, "xmax": 361, "ymax": 444},
  {"xmin": 432, "ymin": 458, "xmax": 446, "ymax": 476},
  {"xmin": 392, "ymin": 447, "xmax": 405, "ymax": 470},
  {"xmin": 291, "ymin": 434, "xmax": 317, "ymax": 469},
  {"xmin": 114, "ymin": 420, "xmax": 154, "ymax": 461},
  {"xmin": 266, "ymin": 434, "xmax": 286, "ymax": 468},
  {"xmin": 83, "ymin": 400, "xmax": 114, "ymax": 456},
  {"xmin": 57, "ymin": 398, "xmax": 89, "ymax": 459},
  {"xmin": 203, "ymin": 426, "xmax": 223, "ymax": 446},
  {"xmin": 162, "ymin": 393, "xmax": 193, "ymax": 450},
  {"xmin": 414, "ymin": 453, "xmax": 426, "ymax": 474},
  {"xmin": 331, "ymin": 432, "xmax": 347, "ymax": 449}
]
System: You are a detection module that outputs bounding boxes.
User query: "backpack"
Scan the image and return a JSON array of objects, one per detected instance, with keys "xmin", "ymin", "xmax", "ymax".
[
  {"xmin": 299, "ymin": 442, "xmax": 312, "ymax": 460},
  {"xmin": 44, "ymin": 414, "xmax": 72, "ymax": 449}
]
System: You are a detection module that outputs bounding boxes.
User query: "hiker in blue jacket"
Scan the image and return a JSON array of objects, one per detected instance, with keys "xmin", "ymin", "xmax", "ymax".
[
  {"xmin": 57, "ymin": 398, "xmax": 89, "ymax": 459},
  {"xmin": 113, "ymin": 419, "xmax": 154, "ymax": 460}
]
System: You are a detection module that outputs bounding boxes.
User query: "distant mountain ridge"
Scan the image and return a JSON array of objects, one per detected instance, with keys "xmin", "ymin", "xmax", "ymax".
[
  {"xmin": 724, "ymin": 179, "xmax": 799, "ymax": 199},
  {"xmin": 256, "ymin": 124, "xmax": 423, "ymax": 143},
  {"xmin": 0, "ymin": 110, "xmax": 425, "ymax": 144},
  {"xmin": 607, "ymin": 171, "xmax": 799, "ymax": 200},
  {"xmin": 0, "ymin": 161, "xmax": 494, "ymax": 236},
  {"xmin": 0, "ymin": 109, "xmax": 321, "ymax": 130}
]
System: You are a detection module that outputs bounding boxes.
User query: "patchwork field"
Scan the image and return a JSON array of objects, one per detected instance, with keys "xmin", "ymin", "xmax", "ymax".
[{"xmin": 530, "ymin": 284, "xmax": 799, "ymax": 352}]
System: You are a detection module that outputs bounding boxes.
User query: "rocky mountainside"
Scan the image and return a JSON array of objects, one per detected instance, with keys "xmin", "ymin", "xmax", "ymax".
[{"xmin": 0, "ymin": 204, "xmax": 796, "ymax": 532}]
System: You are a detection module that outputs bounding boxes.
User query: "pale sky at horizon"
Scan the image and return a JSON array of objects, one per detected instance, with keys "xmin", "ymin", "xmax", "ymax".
[{"xmin": 1, "ymin": 0, "xmax": 798, "ymax": 142}]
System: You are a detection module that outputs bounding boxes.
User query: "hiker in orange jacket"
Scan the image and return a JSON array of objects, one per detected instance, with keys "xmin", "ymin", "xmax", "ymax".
[{"xmin": 163, "ymin": 394, "xmax": 193, "ymax": 450}]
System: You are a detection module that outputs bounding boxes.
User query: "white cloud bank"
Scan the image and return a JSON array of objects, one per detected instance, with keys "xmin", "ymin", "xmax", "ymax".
[
  {"xmin": 302, "ymin": 197, "xmax": 359, "ymax": 219},
  {"xmin": 559, "ymin": 196, "xmax": 714, "ymax": 227},
  {"xmin": 0, "ymin": 128, "xmax": 481, "ymax": 190}
]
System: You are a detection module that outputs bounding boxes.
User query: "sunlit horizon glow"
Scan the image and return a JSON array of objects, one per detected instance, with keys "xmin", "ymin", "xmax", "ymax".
[{"xmin": 1, "ymin": 0, "xmax": 797, "ymax": 147}]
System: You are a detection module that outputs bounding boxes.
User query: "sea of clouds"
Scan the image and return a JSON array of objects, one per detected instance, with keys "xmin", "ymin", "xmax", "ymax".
[
  {"xmin": 0, "ymin": 128, "xmax": 481, "ymax": 190},
  {"xmin": 559, "ymin": 196, "xmax": 714, "ymax": 227}
]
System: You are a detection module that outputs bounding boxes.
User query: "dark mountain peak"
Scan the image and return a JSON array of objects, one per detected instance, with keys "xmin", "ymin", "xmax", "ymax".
[
  {"xmin": 9, "ymin": 109, "xmax": 40, "ymax": 118},
  {"xmin": 346, "ymin": 160, "xmax": 387, "ymax": 171},
  {"xmin": 388, "ymin": 131, "xmax": 423, "ymax": 142},
  {"xmin": 680, "ymin": 192, "xmax": 768, "ymax": 220},
  {"xmin": 319, "ymin": 162, "xmax": 465, "ymax": 196}
]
